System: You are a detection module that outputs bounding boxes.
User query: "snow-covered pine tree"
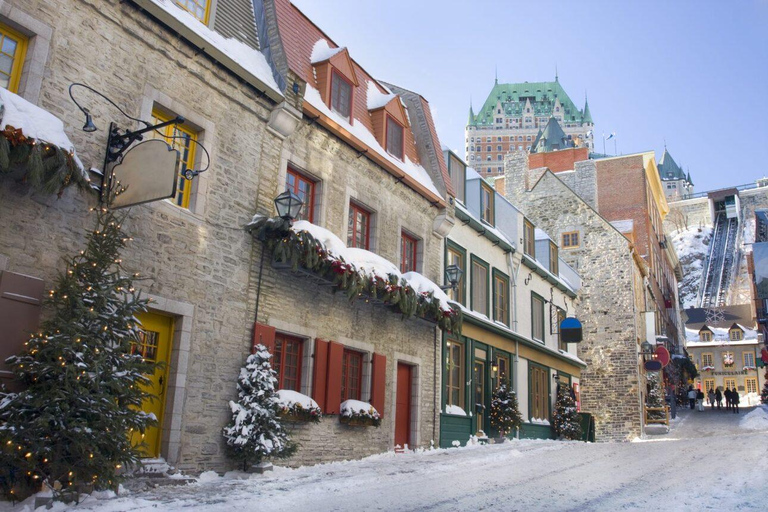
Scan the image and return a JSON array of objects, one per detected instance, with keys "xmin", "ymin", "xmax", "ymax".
[
  {"xmin": 761, "ymin": 371, "xmax": 768, "ymax": 405},
  {"xmin": 223, "ymin": 345, "xmax": 295, "ymax": 471},
  {"xmin": 552, "ymin": 382, "xmax": 582, "ymax": 441},
  {"xmin": 0, "ymin": 210, "xmax": 156, "ymax": 502},
  {"xmin": 646, "ymin": 371, "xmax": 666, "ymax": 421},
  {"xmin": 489, "ymin": 384, "xmax": 522, "ymax": 438}
]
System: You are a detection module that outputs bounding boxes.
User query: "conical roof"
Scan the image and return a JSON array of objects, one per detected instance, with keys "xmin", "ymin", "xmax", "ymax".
[
  {"xmin": 468, "ymin": 104, "xmax": 475, "ymax": 125},
  {"xmin": 582, "ymin": 95, "xmax": 593, "ymax": 124},
  {"xmin": 530, "ymin": 117, "xmax": 573, "ymax": 153},
  {"xmin": 658, "ymin": 148, "xmax": 686, "ymax": 181}
]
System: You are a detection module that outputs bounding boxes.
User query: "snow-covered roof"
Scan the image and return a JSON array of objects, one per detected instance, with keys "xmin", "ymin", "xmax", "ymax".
[
  {"xmin": 610, "ymin": 219, "xmax": 634, "ymax": 233},
  {"xmin": 534, "ymin": 228, "xmax": 551, "ymax": 241},
  {"xmin": 310, "ymin": 39, "xmax": 345, "ymax": 64},
  {"xmin": 466, "ymin": 166, "xmax": 483, "ymax": 181},
  {"xmin": 684, "ymin": 325, "xmax": 758, "ymax": 345},
  {"xmin": 366, "ymin": 80, "xmax": 396, "ymax": 110}
]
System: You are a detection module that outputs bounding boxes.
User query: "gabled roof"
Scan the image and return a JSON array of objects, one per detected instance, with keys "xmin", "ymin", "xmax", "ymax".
[
  {"xmin": 530, "ymin": 117, "xmax": 573, "ymax": 153},
  {"xmin": 658, "ymin": 148, "xmax": 686, "ymax": 181}
]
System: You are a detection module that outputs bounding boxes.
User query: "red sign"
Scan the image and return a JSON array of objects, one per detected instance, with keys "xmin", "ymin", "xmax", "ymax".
[
  {"xmin": 655, "ymin": 346, "xmax": 671, "ymax": 367},
  {"xmin": 761, "ymin": 348, "xmax": 768, "ymax": 364}
]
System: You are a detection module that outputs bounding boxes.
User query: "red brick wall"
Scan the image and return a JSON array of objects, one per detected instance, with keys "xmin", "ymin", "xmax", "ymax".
[{"xmin": 529, "ymin": 147, "xmax": 589, "ymax": 173}]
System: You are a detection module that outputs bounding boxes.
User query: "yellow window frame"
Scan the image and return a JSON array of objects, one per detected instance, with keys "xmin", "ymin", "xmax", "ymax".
[
  {"xmin": 701, "ymin": 353, "xmax": 713, "ymax": 368},
  {"xmin": 174, "ymin": 0, "xmax": 212, "ymax": 24},
  {"xmin": 743, "ymin": 352, "xmax": 755, "ymax": 367},
  {"xmin": 703, "ymin": 378, "xmax": 715, "ymax": 393},
  {"xmin": 0, "ymin": 22, "xmax": 28, "ymax": 94},
  {"xmin": 745, "ymin": 377, "xmax": 758, "ymax": 394},
  {"xmin": 151, "ymin": 109, "xmax": 198, "ymax": 209}
]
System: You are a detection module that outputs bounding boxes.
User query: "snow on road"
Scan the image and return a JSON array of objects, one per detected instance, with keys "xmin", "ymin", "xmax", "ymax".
[{"xmin": 11, "ymin": 407, "xmax": 768, "ymax": 512}]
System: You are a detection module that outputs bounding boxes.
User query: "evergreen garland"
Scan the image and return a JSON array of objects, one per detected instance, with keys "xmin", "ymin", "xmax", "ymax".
[
  {"xmin": 761, "ymin": 370, "xmax": 768, "ymax": 405},
  {"xmin": 645, "ymin": 371, "xmax": 666, "ymax": 421},
  {"xmin": 0, "ymin": 125, "xmax": 89, "ymax": 197},
  {"xmin": 552, "ymin": 382, "xmax": 582, "ymax": 441},
  {"xmin": 489, "ymin": 384, "xmax": 522, "ymax": 437},
  {"xmin": 247, "ymin": 216, "xmax": 462, "ymax": 333},
  {"xmin": 0, "ymin": 209, "xmax": 156, "ymax": 503}
]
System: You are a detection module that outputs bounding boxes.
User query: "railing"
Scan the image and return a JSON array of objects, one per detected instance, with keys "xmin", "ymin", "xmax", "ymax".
[
  {"xmin": 644, "ymin": 405, "xmax": 670, "ymax": 426},
  {"xmin": 681, "ymin": 181, "xmax": 768, "ymax": 201}
]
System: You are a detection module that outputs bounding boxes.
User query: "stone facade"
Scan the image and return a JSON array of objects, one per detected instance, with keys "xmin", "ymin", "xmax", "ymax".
[
  {"xmin": 0, "ymin": 0, "xmax": 452, "ymax": 473},
  {"xmin": 504, "ymin": 151, "xmax": 648, "ymax": 442}
]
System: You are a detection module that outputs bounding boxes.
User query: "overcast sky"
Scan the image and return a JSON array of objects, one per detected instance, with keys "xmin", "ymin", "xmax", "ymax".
[{"xmin": 292, "ymin": 0, "xmax": 768, "ymax": 193}]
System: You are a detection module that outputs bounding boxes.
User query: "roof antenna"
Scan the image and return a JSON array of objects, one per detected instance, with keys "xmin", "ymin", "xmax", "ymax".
[
  {"xmin": 555, "ymin": 64, "xmax": 558, "ymax": 82},
  {"xmin": 495, "ymin": 65, "xmax": 498, "ymax": 85}
]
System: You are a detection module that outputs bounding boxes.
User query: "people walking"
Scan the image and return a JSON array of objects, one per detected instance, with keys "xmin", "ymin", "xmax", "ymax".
[
  {"xmin": 687, "ymin": 386, "xmax": 696, "ymax": 410},
  {"xmin": 715, "ymin": 388, "xmax": 722, "ymax": 410},
  {"xmin": 707, "ymin": 389, "xmax": 715, "ymax": 408},
  {"xmin": 732, "ymin": 389, "xmax": 740, "ymax": 414},
  {"xmin": 696, "ymin": 389, "xmax": 705, "ymax": 411},
  {"xmin": 724, "ymin": 387, "xmax": 732, "ymax": 411}
]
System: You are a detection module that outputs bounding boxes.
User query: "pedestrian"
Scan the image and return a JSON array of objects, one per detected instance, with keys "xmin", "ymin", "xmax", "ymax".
[
  {"xmin": 707, "ymin": 389, "xmax": 715, "ymax": 407},
  {"xmin": 696, "ymin": 389, "xmax": 705, "ymax": 411},
  {"xmin": 687, "ymin": 386, "xmax": 696, "ymax": 410},
  {"xmin": 715, "ymin": 388, "xmax": 722, "ymax": 410},
  {"xmin": 724, "ymin": 387, "xmax": 732, "ymax": 411},
  {"xmin": 732, "ymin": 389, "xmax": 740, "ymax": 414}
]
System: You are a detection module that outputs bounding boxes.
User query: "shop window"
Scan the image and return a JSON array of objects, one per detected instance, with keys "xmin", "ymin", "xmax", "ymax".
[
  {"xmin": 746, "ymin": 377, "xmax": 758, "ymax": 394},
  {"xmin": 446, "ymin": 339, "xmax": 465, "ymax": 409},
  {"xmin": 273, "ymin": 333, "xmax": 303, "ymax": 392},
  {"xmin": 386, "ymin": 116, "xmax": 404, "ymax": 160},
  {"xmin": 151, "ymin": 109, "xmax": 199, "ymax": 210},
  {"xmin": 532, "ymin": 293, "xmax": 545, "ymax": 342},
  {"xmin": 400, "ymin": 231, "xmax": 419, "ymax": 273},
  {"xmin": 529, "ymin": 364, "xmax": 549, "ymax": 421},
  {"xmin": 286, "ymin": 166, "xmax": 316, "ymax": 223},
  {"xmin": 495, "ymin": 353, "xmax": 510, "ymax": 388},
  {"xmin": 0, "ymin": 22, "xmax": 27, "ymax": 93},
  {"xmin": 703, "ymin": 378, "xmax": 715, "ymax": 393},
  {"xmin": 331, "ymin": 71, "xmax": 353, "ymax": 121},
  {"xmin": 341, "ymin": 349, "xmax": 364, "ymax": 401},
  {"xmin": 347, "ymin": 202, "xmax": 371, "ymax": 250}
]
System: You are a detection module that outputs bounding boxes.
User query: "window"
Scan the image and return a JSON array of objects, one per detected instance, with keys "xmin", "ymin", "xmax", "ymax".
[
  {"xmin": 746, "ymin": 377, "xmax": 758, "ymax": 394},
  {"xmin": 471, "ymin": 257, "xmax": 489, "ymax": 316},
  {"xmin": 497, "ymin": 145, "xmax": 502, "ymax": 151},
  {"xmin": 386, "ymin": 116, "xmax": 404, "ymax": 159},
  {"xmin": 446, "ymin": 340, "xmax": 465, "ymax": 408},
  {"xmin": 724, "ymin": 378, "xmax": 736, "ymax": 391},
  {"xmin": 449, "ymin": 154, "xmax": 466, "ymax": 202},
  {"xmin": 700, "ymin": 330, "xmax": 712, "ymax": 342},
  {"xmin": 286, "ymin": 167, "xmax": 316, "ymax": 222},
  {"xmin": 497, "ymin": 155, "xmax": 503, "ymax": 161},
  {"xmin": 493, "ymin": 271, "xmax": 509, "ymax": 326},
  {"xmin": 151, "ymin": 109, "xmax": 198, "ymax": 209},
  {"xmin": 331, "ymin": 71, "xmax": 353, "ymax": 121},
  {"xmin": 481, "ymin": 184, "xmax": 494, "ymax": 225},
  {"xmin": 446, "ymin": 242, "xmax": 465, "ymax": 305},
  {"xmin": 744, "ymin": 352, "xmax": 755, "ymax": 367},
  {"xmin": 524, "ymin": 220, "xmax": 535, "ymax": 257},
  {"xmin": 549, "ymin": 242, "xmax": 559, "ymax": 275},
  {"xmin": 0, "ymin": 23, "xmax": 27, "ymax": 93},
  {"xmin": 729, "ymin": 329, "xmax": 743, "ymax": 341},
  {"xmin": 341, "ymin": 349, "xmax": 364, "ymax": 401},
  {"xmin": 703, "ymin": 378, "xmax": 715, "ymax": 393},
  {"xmin": 400, "ymin": 231, "xmax": 418, "ymax": 273},
  {"xmin": 702, "ymin": 353, "xmax": 713, "ymax": 368},
  {"xmin": 561, "ymin": 231, "xmax": 579, "ymax": 249},
  {"xmin": 347, "ymin": 202, "xmax": 371, "ymax": 250},
  {"xmin": 529, "ymin": 364, "xmax": 549, "ymax": 421},
  {"xmin": 487, "ymin": 145, "xmax": 492, "ymax": 152},
  {"xmin": 557, "ymin": 308, "xmax": 567, "ymax": 351},
  {"xmin": 273, "ymin": 334, "xmax": 303, "ymax": 391},
  {"xmin": 532, "ymin": 293, "xmax": 545, "ymax": 342},
  {"xmin": 495, "ymin": 353, "xmax": 510, "ymax": 388}
]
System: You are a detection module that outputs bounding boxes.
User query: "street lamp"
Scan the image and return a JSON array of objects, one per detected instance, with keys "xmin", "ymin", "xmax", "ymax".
[
  {"xmin": 274, "ymin": 190, "xmax": 304, "ymax": 222},
  {"xmin": 441, "ymin": 264, "xmax": 464, "ymax": 292},
  {"xmin": 640, "ymin": 341, "xmax": 654, "ymax": 361}
]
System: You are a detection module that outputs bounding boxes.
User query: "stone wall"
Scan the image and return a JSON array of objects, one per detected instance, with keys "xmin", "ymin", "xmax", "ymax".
[{"xmin": 504, "ymin": 157, "xmax": 645, "ymax": 441}]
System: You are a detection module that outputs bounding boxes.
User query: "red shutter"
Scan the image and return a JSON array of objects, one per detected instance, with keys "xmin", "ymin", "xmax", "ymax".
[
  {"xmin": 371, "ymin": 353, "xmax": 387, "ymax": 418},
  {"xmin": 252, "ymin": 322, "xmax": 276, "ymax": 354},
  {"xmin": 325, "ymin": 340, "xmax": 344, "ymax": 414},
  {"xmin": 312, "ymin": 338, "xmax": 329, "ymax": 411},
  {"xmin": 0, "ymin": 271, "xmax": 44, "ymax": 391}
]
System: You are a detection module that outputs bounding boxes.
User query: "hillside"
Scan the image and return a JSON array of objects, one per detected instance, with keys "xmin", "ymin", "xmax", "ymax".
[{"xmin": 672, "ymin": 225, "xmax": 713, "ymax": 308}]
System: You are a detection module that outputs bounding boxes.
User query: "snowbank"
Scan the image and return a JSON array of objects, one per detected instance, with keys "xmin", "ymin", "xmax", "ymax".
[
  {"xmin": 739, "ymin": 405, "xmax": 768, "ymax": 430},
  {"xmin": 672, "ymin": 225, "xmax": 712, "ymax": 308}
]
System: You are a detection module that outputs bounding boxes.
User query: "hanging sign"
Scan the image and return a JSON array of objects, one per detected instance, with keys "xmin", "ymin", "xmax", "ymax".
[
  {"xmin": 644, "ymin": 360, "xmax": 663, "ymax": 372},
  {"xmin": 761, "ymin": 348, "xmax": 768, "ymax": 364},
  {"xmin": 108, "ymin": 139, "xmax": 179, "ymax": 209},
  {"xmin": 559, "ymin": 317, "xmax": 583, "ymax": 343},
  {"xmin": 655, "ymin": 346, "xmax": 670, "ymax": 367}
]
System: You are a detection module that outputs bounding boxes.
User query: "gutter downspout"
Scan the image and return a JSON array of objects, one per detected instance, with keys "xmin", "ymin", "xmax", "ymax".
[
  {"xmin": 434, "ymin": 325, "xmax": 439, "ymax": 446},
  {"xmin": 629, "ymin": 247, "xmax": 644, "ymax": 435},
  {"xmin": 508, "ymin": 252, "xmax": 521, "ymax": 440}
]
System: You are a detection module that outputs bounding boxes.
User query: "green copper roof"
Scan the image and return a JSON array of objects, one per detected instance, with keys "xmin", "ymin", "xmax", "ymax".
[
  {"xmin": 582, "ymin": 95, "xmax": 593, "ymax": 124},
  {"xmin": 468, "ymin": 79, "xmax": 588, "ymax": 126},
  {"xmin": 530, "ymin": 117, "xmax": 574, "ymax": 153},
  {"xmin": 658, "ymin": 148, "xmax": 686, "ymax": 181},
  {"xmin": 468, "ymin": 104, "xmax": 475, "ymax": 125}
]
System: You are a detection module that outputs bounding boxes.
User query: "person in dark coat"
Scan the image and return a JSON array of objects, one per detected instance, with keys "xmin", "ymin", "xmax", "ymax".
[
  {"xmin": 715, "ymin": 388, "xmax": 723, "ymax": 410},
  {"xmin": 732, "ymin": 389, "xmax": 740, "ymax": 414},
  {"xmin": 724, "ymin": 387, "xmax": 732, "ymax": 411},
  {"xmin": 696, "ymin": 389, "xmax": 705, "ymax": 411}
]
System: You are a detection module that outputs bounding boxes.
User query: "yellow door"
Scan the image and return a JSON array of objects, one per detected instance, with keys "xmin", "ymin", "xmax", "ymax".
[{"xmin": 132, "ymin": 312, "xmax": 174, "ymax": 457}]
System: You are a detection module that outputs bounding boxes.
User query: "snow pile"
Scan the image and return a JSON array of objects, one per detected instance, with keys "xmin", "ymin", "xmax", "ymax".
[
  {"xmin": 445, "ymin": 404, "xmax": 467, "ymax": 416},
  {"xmin": 148, "ymin": 0, "xmax": 281, "ymax": 95},
  {"xmin": 303, "ymin": 85, "xmax": 441, "ymax": 197},
  {"xmin": 310, "ymin": 39, "xmax": 345, "ymax": 63},
  {"xmin": 739, "ymin": 405, "xmax": 768, "ymax": 430},
  {"xmin": 402, "ymin": 271, "xmax": 452, "ymax": 311},
  {"xmin": 0, "ymin": 88, "xmax": 84, "ymax": 171},
  {"xmin": 366, "ymin": 80, "xmax": 396, "ymax": 110},
  {"xmin": 672, "ymin": 225, "xmax": 712, "ymax": 308}
]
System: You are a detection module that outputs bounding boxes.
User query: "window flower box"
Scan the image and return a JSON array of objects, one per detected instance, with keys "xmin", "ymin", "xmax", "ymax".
[
  {"xmin": 702, "ymin": 366, "xmax": 715, "ymax": 372},
  {"xmin": 276, "ymin": 390, "xmax": 322, "ymax": 423},
  {"xmin": 339, "ymin": 399, "xmax": 381, "ymax": 427}
]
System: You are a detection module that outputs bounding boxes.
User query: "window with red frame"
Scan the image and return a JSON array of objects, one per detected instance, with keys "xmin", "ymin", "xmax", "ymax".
[
  {"xmin": 347, "ymin": 202, "xmax": 371, "ymax": 250},
  {"xmin": 286, "ymin": 167, "xmax": 315, "ymax": 222},
  {"xmin": 341, "ymin": 349, "xmax": 363, "ymax": 401},
  {"xmin": 400, "ymin": 231, "xmax": 418, "ymax": 273},
  {"xmin": 331, "ymin": 71, "xmax": 352, "ymax": 121},
  {"xmin": 272, "ymin": 333, "xmax": 303, "ymax": 391},
  {"xmin": 386, "ymin": 116, "xmax": 404, "ymax": 159}
]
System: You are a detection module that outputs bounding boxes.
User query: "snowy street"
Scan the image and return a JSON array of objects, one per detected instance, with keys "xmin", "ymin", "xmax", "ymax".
[{"xmin": 43, "ymin": 406, "xmax": 768, "ymax": 512}]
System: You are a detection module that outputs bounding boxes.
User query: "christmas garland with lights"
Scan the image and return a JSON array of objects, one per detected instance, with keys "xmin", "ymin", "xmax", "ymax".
[
  {"xmin": 248, "ymin": 216, "xmax": 462, "ymax": 333},
  {"xmin": 0, "ymin": 125, "xmax": 89, "ymax": 196}
]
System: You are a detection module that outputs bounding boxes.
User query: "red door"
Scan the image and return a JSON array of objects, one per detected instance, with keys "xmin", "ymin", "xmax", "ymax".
[{"xmin": 395, "ymin": 363, "xmax": 412, "ymax": 449}]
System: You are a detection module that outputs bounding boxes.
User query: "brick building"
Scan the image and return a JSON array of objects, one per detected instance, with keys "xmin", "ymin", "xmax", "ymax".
[
  {"xmin": 465, "ymin": 76, "xmax": 593, "ymax": 177},
  {"xmin": 0, "ymin": 0, "xmax": 458, "ymax": 473}
]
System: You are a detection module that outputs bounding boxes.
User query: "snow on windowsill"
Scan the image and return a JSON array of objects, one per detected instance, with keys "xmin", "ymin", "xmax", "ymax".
[
  {"xmin": 529, "ymin": 418, "xmax": 550, "ymax": 426},
  {"xmin": 0, "ymin": 88, "xmax": 84, "ymax": 172},
  {"xmin": 302, "ymin": 85, "xmax": 441, "ymax": 197},
  {"xmin": 444, "ymin": 405, "xmax": 467, "ymax": 417},
  {"xmin": 146, "ymin": 0, "xmax": 281, "ymax": 96},
  {"xmin": 341, "ymin": 399, "xmax": 380, "ymax": 418}
]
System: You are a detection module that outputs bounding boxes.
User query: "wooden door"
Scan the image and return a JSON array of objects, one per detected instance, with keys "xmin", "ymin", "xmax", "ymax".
[
  {"xmin": 395, "ymin": 363, "xmax": 412, "ymax": 449},
  {"xmin": 132, "ymin": 312, "xmax": 174, "ymax": 457},
  {"xmin": 473, "ymin": 360, "xmax": 486, "ymax": 435}
]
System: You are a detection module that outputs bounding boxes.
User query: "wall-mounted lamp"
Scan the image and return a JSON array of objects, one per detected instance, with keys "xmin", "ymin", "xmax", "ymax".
[
  {"xmin": 440, "ymin": 264, "xmax": 464, "ymax": 292},
  {"xmin": 274, "ymin": 189, "xmax": 304, "ymax": 222}
]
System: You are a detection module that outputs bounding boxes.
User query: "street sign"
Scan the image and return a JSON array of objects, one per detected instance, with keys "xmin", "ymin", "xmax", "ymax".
[
  {"xmin": 655, "ymin": 346, "xmax": 670, "ymax": 367},
  {"xmin": 560, "ymin": 317, "xmax": 583, "ymax": 343},
  {"xmin": 644, "ymin": 360, "xmax": 663, "ymax": 372},
  {"xmin": 109, "ymin": 139, "xmax": 179, "ymax": 209}
]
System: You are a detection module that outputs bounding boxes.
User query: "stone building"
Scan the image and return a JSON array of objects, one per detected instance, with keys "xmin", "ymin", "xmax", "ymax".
[
  {"xmin": 0, "ymin": 0, "xmax": 457, "ymax": 473},
  {"xmin": 465, "ymin": 76, "xmax": 593, "ymax": 178},
  {"xmin": 439, "ymin": 151, "xmax": 585, "ymax": 446},
  {"xmin": 504, "ymin": 150, "xmax": 651, "ymax": 442},
  {"xmin": 658, "ymin": 148, "xmax": 694, "ymax": 201}
]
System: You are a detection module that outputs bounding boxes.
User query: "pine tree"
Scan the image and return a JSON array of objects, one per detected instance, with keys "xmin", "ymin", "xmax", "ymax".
[
  {"xmin": 761, "ymin": 371, "xmax": 768, "ymax": 405},
  {"xmin": 489, "ymin": 384, "xmax": 522, "ymax": 438},
  {"xmin": 0, "ymin": 210, "xmax": 156, "ymax": 502},
  {"xmin": 223, "ymin": 345, "xmax": 295, "ymax": 471},
  {"xmin": 646, "ymin": 371, "xmax": 666, "ymax": 421},
  {"xmin": 552, "ymin": 383, "xmax": 582, "ymax": 441}
]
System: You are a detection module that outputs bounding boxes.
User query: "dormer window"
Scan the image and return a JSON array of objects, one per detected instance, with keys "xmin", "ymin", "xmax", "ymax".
[
  {"xmin": 386, "ymin": 116, "xmax": 404, "ymax": 159},
  {"xmin": 175, "ymin": 0, "xmax": 210, "ymax": 23},
  {"xmin": 729, "ymin": 328, "xmax": 743, "ymax": 341},
  {"xmin": 699, "ymin": 329, "xmax": 712, "ymax": 342},
  {"xmin": 331, "ymin": 71, "xmax": 353, "ymax": 121}
]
